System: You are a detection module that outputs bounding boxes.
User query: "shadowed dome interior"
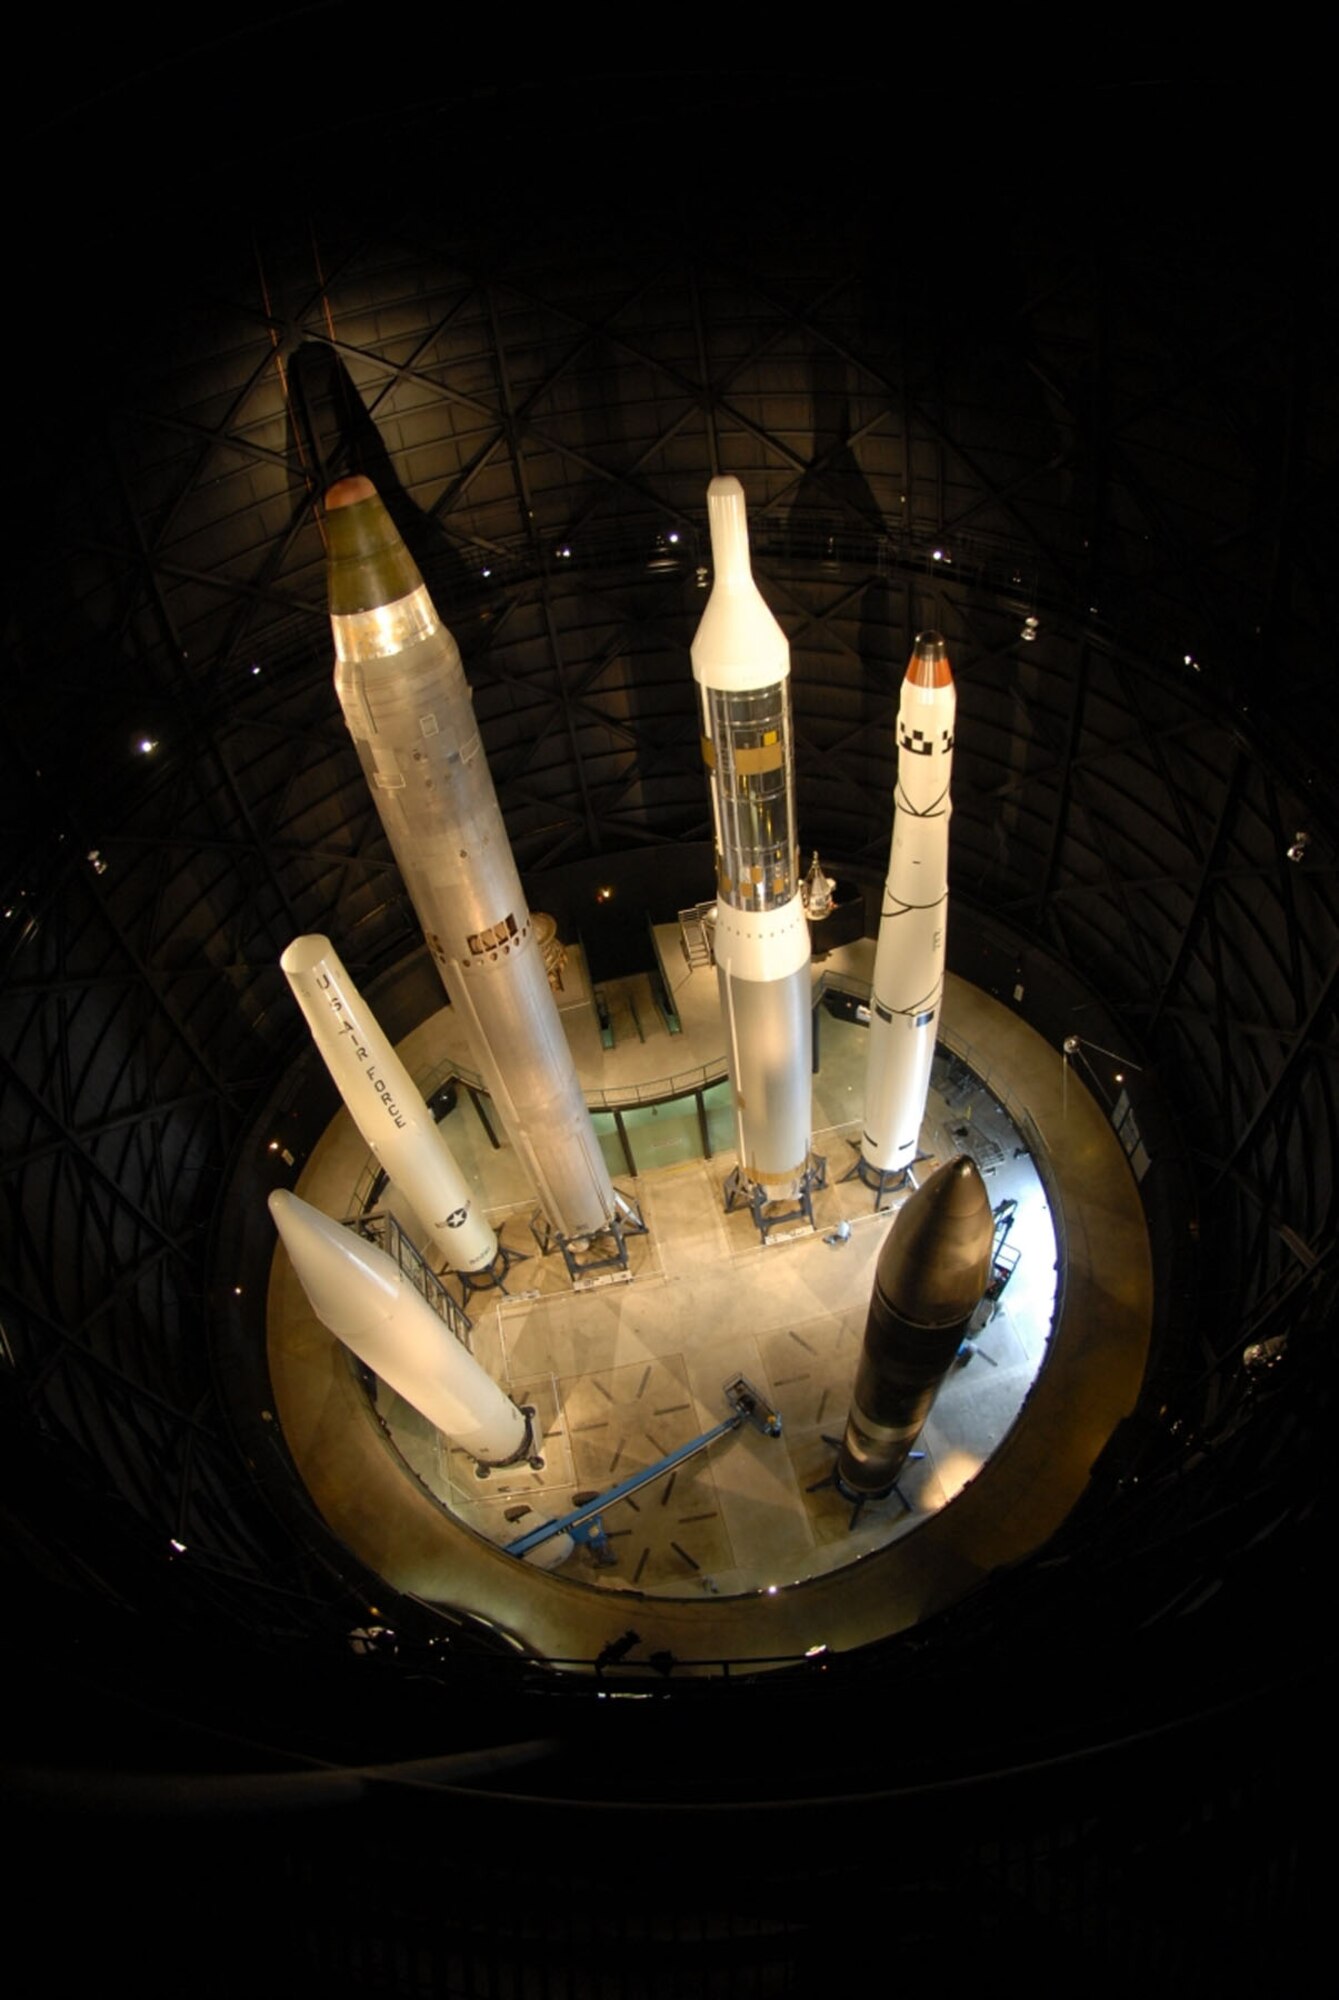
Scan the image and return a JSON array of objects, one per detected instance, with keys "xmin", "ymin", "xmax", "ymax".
[{"xmin": 1, "ymin": 57, "xmax": 1334, "ymax": 1784}]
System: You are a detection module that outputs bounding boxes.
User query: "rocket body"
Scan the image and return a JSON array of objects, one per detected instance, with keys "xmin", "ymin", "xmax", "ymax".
[
  {"xmin": 691, "ymin": 477, "xmax": 812, "ymax": 1199},
  {"xmin": 268, "ymin": 1189, "xmax": 528, "ymax": 1465},
  {"xmin": 323, "ymin": 479, "xmax": 616, "ymax": 1246},
  {"xmin": 860, "ymin": 633, "xmax": 956, "ymax": 1179},
  {"xmin": 280, "ymin": 935, "xmax": 497, "ymax": 1275},
  {"xmin": 838, "ymin": 1155, "xmax": 992, "ymax": 1497}
]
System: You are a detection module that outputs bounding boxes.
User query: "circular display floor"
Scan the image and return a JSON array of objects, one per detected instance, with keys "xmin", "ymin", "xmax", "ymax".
[{"xmin": 266, "ymin": 965, "xmax": 1150, "ymax": 1671}]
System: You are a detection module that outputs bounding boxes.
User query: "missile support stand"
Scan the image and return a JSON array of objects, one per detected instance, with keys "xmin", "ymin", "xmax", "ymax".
[
  {"xmin": 841, "ymin": 1146, "xmax": 920, "ymax": 1210},
  {"xmin": 454, "ymin": 1232, "xmax": 529, "ymax": 1307},
  {"xmin": 530, "ymin": 1187, "xmax": 647, "ymax": 1282},
  {"xmin": 807, "ymin": 1437, "xmax": 923, "ymax": 1528},
  {"xmin": 472, "ymin": 1401, "xmax": 547, "ymax": 1477},
  {"xmin": 724, "ymin": 1151, "xmax": 828, "ymax": 1242}
]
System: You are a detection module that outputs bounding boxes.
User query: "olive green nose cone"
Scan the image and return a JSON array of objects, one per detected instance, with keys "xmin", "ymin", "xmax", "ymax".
[
  {"xmin": 324, "ymin": 476, "xmax": 423, "ymax": 614},
  {"xmin": 875, "ymin": 1154, "xmax": 993, "ymax": 1326}
]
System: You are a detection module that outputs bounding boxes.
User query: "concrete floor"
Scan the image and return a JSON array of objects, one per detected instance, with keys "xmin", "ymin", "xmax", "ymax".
[{"xmin": 267, "ymin": 932, "xmax": 1150, "ymax": 1670}]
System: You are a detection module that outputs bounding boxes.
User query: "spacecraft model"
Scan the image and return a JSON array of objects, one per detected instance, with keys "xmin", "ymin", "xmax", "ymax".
[
  {"xmin": 323, "ymin": 476, "xmax": 642, "ymax": 1280},
  {"xmin": 833, "ymin": 1154, "xmax": 993, "ymax": 1504},
  {"xmin": 690, "ymin": 475, "xmax": 822, "ymax": 1236},
  {"xmin": 280, "ymin": 934, "xmax": 512, "ymax": 1296},
  {"xmin": 268, "ymin": 1190, "xmax": 535, "ymax": 1469},
  {"xmin": 853, "ymin": 631, "xmax": 956, "ymax": 1203}
]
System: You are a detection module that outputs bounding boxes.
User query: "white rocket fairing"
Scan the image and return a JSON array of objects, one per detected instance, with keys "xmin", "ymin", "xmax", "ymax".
[
  {"xmin": 280, "ymin": 934, "xmax": 498, "ymax": 1277},
  {"xmin": 322, "ymin": 478, "xmax": 628, "ymax": 1265},
  {"xmin": 860, "ymin": 632, "xmax": 956, "ymax": 1183},
  {"xmin": 691, "ymin": 477, "xmax": 814, "ymax": 1210},
  {"xmin": 268, "ymin": 1189, "xmax": 529, "ymax": 1466}
]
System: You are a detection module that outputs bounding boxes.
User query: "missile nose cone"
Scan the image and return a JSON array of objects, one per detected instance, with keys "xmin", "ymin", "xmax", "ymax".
[
  {"xmin": 323, "ymin": 477, "xmax": 422, "ymax": 613},
  {"xmin": 706, "ymin": 474, "xmax": 753, "ymax": 587},
  {"xmin": 279, "ymin": 934, "xmax": 332, "ymax": 978},
  {"xmin": 905, "ymin": 630, "xmax": 954, "ymax": 690},
  {"xmin": 874, "ymin": 1155, "xmax": 993, "ymax": 1325},
  {"xmin": 268, "ymin": 1189, "xmax": 399, "ymax": 1333},
  {"xmin": 325, "ymin": 475, "xmax": 377, "ymax": 510}
]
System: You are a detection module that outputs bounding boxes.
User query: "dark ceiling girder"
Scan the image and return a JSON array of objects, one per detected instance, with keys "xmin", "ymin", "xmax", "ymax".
[
  {"xmin": 126, "ymin": 402, "xmax": 294, "ymax": 482},
  {"xmin": 1, "ymin": 1054, "xmax": 194, "ymax": 1258},
  {"xmin": 771, "ymin": 301, "xmax": 1080, "ymax": 585},
  {"xmin": 120, "ymin": 335, "xmax": 290, "ymax": 562},
  {"xmin": 690, "ymin": 266, "xmax": 721, "ymax": 479},
  {"xmin": 39, "ymin": 864, "xmax": 235, "ymax": 1100},
  {"xmin": 1262, "ymin": 772, "xmax": 1309, "ymax": 1029},
  {"xmin": 1151, "ymin": 999, "xmax": 1338, "ymax": 1051},
  {"xmin": 1034, "ymin": 635, "xmax": 1090, "ymax": 921},
  {"xmin": 108, "ymin": 449, "xmax": 307, "ymax": 950},
  {"xmin": 502, "ymin": 261, "xmax": 868, "ymax": 528},
  {"xmin": 764, "ymin": 571, "xmax": 884, "ymax": 674},
  {"xmin": 1216, "ymin": 954, "xmax": 1339, "ymax": 1183},
  {"xmin": 87, "ymin": 534, "xmax": 313, "ymax": 623},
  {"xmin": 538, "ymin": 590, "xmax": 600, "ymax": 855},
  {"xmin": 7, "ymin": 1089, "xmax": 224, "ymax": 1175},
  {"xmin": 323, "ymin": 269, "xmax": 702, "ymax": 547},
  {"xmin": 978, "ymin": 698, "xmax": 1227, "ymax": 812},
  {"xmin": 0, "ymin": 1274, "xmax": 221, "ymax": 1436},
  {"xmin": 483, "ymin": 283, "xmax": 601, "ymax": 856},
  {"xmin": 360, "ymin": 283, "xmax": 490, "ymax": 422},
  {"xmin": 1106, "ymin": 658, "xmax": 1211, "ymax": 860},
  {"xmin": 208, "ymin": 486, "xmax": 323, "ymax": 686},
  {"xmin": 425, "ymin": 431, "xmax": 510, "ymax": 540},
  {"xmin": 1147, "ymin": 749, "xmax": 1246, "ymax": 1038}
]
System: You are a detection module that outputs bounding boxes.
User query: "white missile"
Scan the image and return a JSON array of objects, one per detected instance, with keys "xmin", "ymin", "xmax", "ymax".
[
  {"xmin": 322, "ymin": 478, "xmax": 639, "ymax": 1277},
  {"xmin": 280, "ymin": 934, "xmax": 500, "ymax": 1278},
  {"xmin": 268, "ymin": 1190, "xmax": 529, "ymax": 1467},
  {"xmin": 690, "ymin": 477, "xmax": 818, "ymax": 1227},
  {"xmin": 859, "ymin": 632, "xmax": 956, "ymax": 1189}
]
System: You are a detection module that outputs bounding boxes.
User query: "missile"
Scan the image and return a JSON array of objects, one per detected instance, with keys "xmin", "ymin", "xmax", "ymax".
[
  {"xmin": 857, "ymin": 631, "xmax": 956, "ymax": 1195},
  {"xmin": 837, "ymin": 1154, "xmax": 992, "ymax": 1498},
  {"xmin": 281, "ymin": 934, "xmax": 502, "ymax": 1282},
  {"xmin": 323, "ymin": 477, "xmax": 637, "ymax": 1273},
  {"xmin": 690, "ymin": 476, "xmax": 818, "ymax": 1229},
  {"xmin": 268, "ymin": 1190, "xmax": 531, "ymax": 1468}
]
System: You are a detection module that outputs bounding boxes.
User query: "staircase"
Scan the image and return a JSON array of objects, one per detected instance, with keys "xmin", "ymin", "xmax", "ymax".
[{"xmin": 678, "ymin": 902, "xmax": 715, "ymax": 969}]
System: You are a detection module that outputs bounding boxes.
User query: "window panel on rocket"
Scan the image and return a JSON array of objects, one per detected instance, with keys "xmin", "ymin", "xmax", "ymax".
[{"xmin": 701, "ymin": 683, "xmax": 798, "ymax": 911}]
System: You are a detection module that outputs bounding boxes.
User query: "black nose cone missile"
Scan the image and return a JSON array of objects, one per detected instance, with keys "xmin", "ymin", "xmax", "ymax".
[{"xmin": 838, "ymin": 1155, "xmax": 993, "ymax": 1498}]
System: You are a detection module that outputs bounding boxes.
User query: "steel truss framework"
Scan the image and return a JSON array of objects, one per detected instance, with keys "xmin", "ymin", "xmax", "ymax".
[{"xmin": 2, "ymin": 112, "xmax": 1336, "ymax": 1653}]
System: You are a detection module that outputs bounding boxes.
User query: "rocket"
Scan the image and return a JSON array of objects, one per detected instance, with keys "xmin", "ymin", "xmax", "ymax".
[
  {"xmin": 690, "ymin": 476, "xmax": 819, "ymax": 1229},
  {"xmin": 837, "ymin": 1155, "xmax": 993, "ymax": 1499},
  {"xmin": 323, "ymin": 477, "xmax": 637, "ymax": 1274},
  {"xmin": 857, "ymin": 631, "xmax": 956, "ymax": 1195},
  {"xmin": 280, "ymin": 934, "xmax": 504, "ymax": 1285},
  {"xmin": 268, "ymin": 1190, "xmax": 533, "ymax": 1468}
]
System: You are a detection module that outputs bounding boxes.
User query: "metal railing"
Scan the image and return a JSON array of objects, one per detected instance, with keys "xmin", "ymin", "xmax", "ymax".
[{"xmin": 357, "ymin": 1210, "xmax": 473, "ymax": 1350}]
